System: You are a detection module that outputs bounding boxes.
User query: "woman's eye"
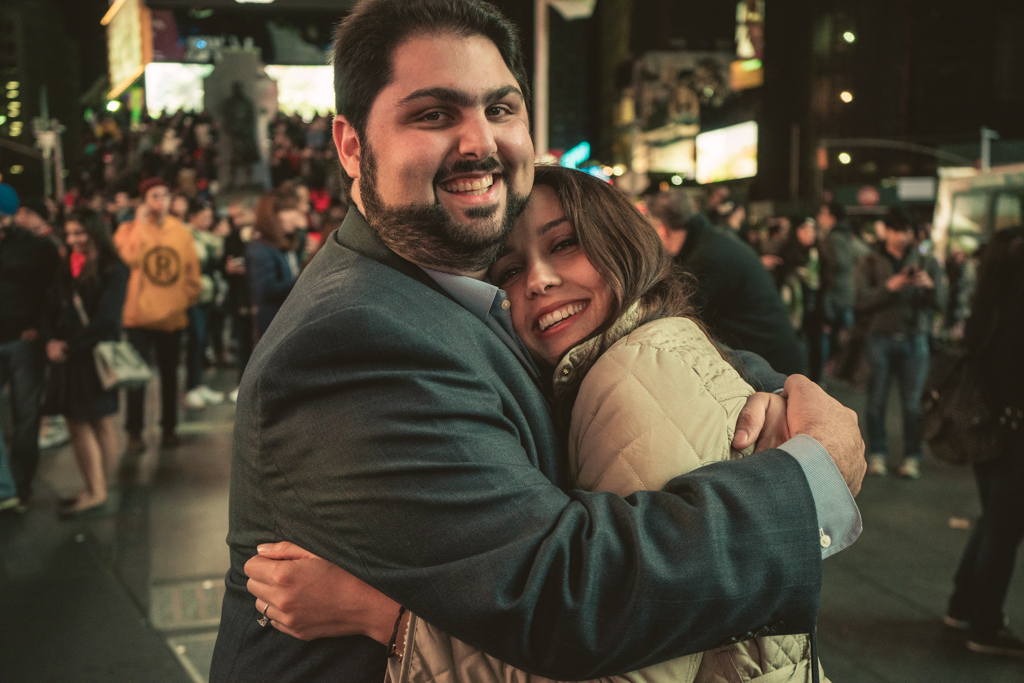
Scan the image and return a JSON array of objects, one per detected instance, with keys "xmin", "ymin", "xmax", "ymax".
[
  {"xmin": 494, "ymin": 265, "xmax": 522, "ymax": 287},
  {"xmin": 552, "ymin": 237, "xmax": 579, "ymax": 253}
]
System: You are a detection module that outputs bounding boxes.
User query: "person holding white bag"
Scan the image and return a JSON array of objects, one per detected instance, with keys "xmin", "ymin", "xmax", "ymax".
[{"xmin": 44, "ymin": 211, "xmax": 128, "ymax": 518}]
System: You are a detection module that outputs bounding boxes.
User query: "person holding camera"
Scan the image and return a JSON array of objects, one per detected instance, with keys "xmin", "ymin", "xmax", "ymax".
[{"xmin": 855, "ymin": 206, "xmax": 946, "ymax": 479}]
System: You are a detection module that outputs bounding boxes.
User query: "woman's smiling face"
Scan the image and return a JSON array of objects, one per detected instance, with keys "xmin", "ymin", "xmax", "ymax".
[{"xmin": 490, "ymin": 186, "xmax": 613, "ymax": 368}]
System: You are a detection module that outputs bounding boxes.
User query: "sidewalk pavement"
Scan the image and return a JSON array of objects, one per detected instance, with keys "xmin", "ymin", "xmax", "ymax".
[{"xmin": 0, "ymin": 372, "xmax": 1021, "ymax": 682}]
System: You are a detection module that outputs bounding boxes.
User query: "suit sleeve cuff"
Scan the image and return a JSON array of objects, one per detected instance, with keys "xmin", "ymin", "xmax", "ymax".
[{"xmin": 779, "ymin": 434, "xmax": 863, "ymax": 558}]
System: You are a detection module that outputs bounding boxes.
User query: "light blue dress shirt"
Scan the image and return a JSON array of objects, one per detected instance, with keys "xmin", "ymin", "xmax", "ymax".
[{"xmin": 421, "ymin": 267, "xmax": 861, "ymax": 558}]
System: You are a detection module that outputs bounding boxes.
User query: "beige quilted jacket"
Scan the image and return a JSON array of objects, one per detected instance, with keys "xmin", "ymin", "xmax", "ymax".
[{"xmin": 387, "ymin": 313, "xmax": 826, "ymax": 683}]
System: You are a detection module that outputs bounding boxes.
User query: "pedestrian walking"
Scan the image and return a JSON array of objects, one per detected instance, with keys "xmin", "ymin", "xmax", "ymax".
[
  {"xmin": 246, "ymin": 183, "xmax": 307, "ymax": 341},
  {"xmin": 184, "ymin": 200, "xmax": 226, "ymax": 410},
  {"xmin": 44, "ymin": 211, "xmax": 129, "ymax": 518},
  {"xmin": 0, "ymin": 183, "xmax": 61, "ymax": 511},
  {"xmin": 944, "ymin": 225, "xmax": 1024, "ymax": 657},
  {"xmin": 775, "ymin": 215, "xmax": 829, "ymax": 383},
  {"xmin": 855, "ymin": 206, "xmax": 946, "ymax": 479},
  {"xmin": 113, "ymin": 177, "xmax": 201, "ymax": 453}
]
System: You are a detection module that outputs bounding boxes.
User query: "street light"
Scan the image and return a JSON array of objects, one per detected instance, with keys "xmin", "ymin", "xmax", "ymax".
[
  {"xmin": 671, "ymin": 175, "xmax": 683, "ymax": 185},
  {"xmin": 106, "ymin": 100, "xmax": 121, "ymax": 112},
  {"xmin": 840, "ymin": 91, "xmax": 854, "ymax": 103},
  {"xmin": 838, "ymin": 152, "xmax": 852, "ymax": 165},
  {"xmin": 843, "ymin": 31, "xmax": 856, "ymax": 43}
]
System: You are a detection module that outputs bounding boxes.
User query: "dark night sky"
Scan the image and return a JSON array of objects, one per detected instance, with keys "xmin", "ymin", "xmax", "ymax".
[{"xmin": 53, "ymin": 0, "xmax": 110, "ymax": 93}]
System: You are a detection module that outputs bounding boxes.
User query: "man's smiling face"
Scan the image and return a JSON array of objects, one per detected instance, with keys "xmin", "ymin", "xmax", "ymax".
[{"xmin": 343, "ymin": 33, "xmax": 535, "ymax": 274}]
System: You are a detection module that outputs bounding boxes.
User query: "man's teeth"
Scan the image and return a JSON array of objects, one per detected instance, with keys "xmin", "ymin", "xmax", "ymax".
[
  {"xmin": 539, "ymin": 302, "xmax": 587, "ymax": 332},
  {"xmin": 441, "ymin": 176, "xmax": 494, "ymax": 195}
]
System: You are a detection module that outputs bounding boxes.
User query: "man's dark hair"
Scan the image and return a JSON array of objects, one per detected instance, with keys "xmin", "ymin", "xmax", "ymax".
[
  {"xmin": 187, "ymin": 199, "xmax": 211, "ymax": 220},
  {"xmin": 884, "ymin": 205, "xmax": 917, "ymax": 232},
  {"xmin": 332, "ymin": 0, "xmax": 529, "ymax": 141},
  {"xmin": 647, "ymin": 191, "xmax": 700, "ymax": 232},
  {"xmin": 821, "ymin": 200, "xmax": 845, "ymax": 222}
]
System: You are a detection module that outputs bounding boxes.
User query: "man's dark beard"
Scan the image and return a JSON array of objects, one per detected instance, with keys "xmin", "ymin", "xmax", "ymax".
[{"xmin": 359, "ymin": 144, "xmax": 529, "ymax": 273}]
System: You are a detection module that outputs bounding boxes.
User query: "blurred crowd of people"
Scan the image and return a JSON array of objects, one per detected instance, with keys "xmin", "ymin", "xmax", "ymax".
[
  {"xmin": 0, "ymin": 164, "xmax": 346, "ymax": 518},
  {"xmin": 72, "ymin": 108, "xmax": 343, "ymax": 219},
  {"xmin": 647, "ymin": 186, "xmax": 958, "ymax": 483}
]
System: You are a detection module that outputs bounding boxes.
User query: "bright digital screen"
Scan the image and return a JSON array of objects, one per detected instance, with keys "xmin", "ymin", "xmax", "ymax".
[
  {"xmin": 144, "ymin": 63, "xmax": 215, "ymax": 117},
  {"xmin": 264, "ymin": 65, "xmax": 335, "ymax": 122},
  {"xmin": 696, "ymin": 121, "xmax": 758, "ymax": 184},
  {"xmin": 647, "ymin": 137, "xmax": 696, "ymax": 176}
]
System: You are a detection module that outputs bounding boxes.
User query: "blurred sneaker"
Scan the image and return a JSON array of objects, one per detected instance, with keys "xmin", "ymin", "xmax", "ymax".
[
  {"xmin": 967, "ymin": 629, "xmax": 1024, "ymax": 657},
  {"xmin": 943, "ymin": 615, "xmax": 970, "ymax": 630},
  {"xmin": 898, "ymin": 458, "xmax": 921, "ymax": 480},
  {"xmin": 228, "ymin": 388, "xmax": 239, "ymax": 404},
  {"xmin": 38, "ymin": 415, "xmax": 70, "ymax": 449},
  {"xmin": 867, "ymin": 454, "xmax": 887, "ymax": 476},
  {"xmin": 198, "ymin": 385, "xmax": 225, "ymax": 405},
  {"xmin": 184, "ymin": 388, "xmax": 207, "ymax": 409}
]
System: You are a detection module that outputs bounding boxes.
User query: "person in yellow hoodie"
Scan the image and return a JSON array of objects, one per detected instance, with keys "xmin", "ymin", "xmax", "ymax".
[{"xmin": 114, "ymin": 178, "xmax": 201, "ymax": 452}]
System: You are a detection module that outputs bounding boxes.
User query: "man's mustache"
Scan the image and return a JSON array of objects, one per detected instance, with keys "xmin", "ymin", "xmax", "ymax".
[{"xmin": 435, "ymin": 157, "xmax": 504, "ymax": 183}]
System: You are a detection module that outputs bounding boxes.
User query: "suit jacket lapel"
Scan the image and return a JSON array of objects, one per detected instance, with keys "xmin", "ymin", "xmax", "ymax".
[{"xmin": 334, "ymin": 208, "xmax": 457, "ymax": 304}]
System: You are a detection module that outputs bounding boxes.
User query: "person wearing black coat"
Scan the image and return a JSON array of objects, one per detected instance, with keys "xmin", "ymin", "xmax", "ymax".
[
  {"xmin": 647, "ymin": 192, "xmax": 808, "ymax": 376},
  {"xmin": 945, "ymin": 226, "xmax": 1024, "ymax": 657},
  {"xmin": 45, "ymin": 212, "xmax": 128, "ymax": 518}
]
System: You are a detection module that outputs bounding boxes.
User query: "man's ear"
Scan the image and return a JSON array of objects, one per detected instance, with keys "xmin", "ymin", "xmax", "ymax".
[{"xmin": 333, "ymin": 115, "xmax": 362, "ymax": 180}]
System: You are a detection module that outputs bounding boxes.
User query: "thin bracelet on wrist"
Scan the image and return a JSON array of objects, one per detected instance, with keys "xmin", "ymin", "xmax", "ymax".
[{"xmin": 387, "ymin": 606, "xmax": 407, "ymax": 659}]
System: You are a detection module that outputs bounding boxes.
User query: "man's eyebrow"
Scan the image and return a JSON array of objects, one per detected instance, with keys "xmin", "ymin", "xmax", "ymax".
[{"xmin": 397, "ymin": 85, "xmax": 524, "ymax": 109}]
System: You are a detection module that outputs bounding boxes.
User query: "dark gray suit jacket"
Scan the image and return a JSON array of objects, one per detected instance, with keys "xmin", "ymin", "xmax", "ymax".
[{"xmin": 210, "ymin": 210, "xmax": 822, "ymax": 682}]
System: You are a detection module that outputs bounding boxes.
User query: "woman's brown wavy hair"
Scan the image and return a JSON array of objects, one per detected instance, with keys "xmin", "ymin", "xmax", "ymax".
[
  {"xmin": 530, "ymin": 165, "xmax": 705, "ymax": 425},
  {"xmin": 254, "ymin": 181, "xmax": 302, "ymax": 251}
]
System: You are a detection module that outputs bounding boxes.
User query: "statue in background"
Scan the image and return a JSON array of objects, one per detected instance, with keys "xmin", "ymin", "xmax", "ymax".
[{"xmin": 222, "ymin": 82, "xmax": 260, "ymax": 188}]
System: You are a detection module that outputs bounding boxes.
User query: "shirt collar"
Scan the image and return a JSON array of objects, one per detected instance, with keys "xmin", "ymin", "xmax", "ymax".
[{"xmin": 419, "ymin": 266, "xmax": 499, "ymax": 321}]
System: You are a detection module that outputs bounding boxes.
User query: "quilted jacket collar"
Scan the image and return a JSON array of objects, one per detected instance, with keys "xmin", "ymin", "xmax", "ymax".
[{"xmin": 552, "ymin": 302, "xmax": 642, "ymax": 402}]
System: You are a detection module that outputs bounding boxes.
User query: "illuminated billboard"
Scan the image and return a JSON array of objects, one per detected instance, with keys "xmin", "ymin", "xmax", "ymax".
[
  {"xmin": 144, "ymin": 63, "xmax": 214, "ymax": 117},
  {"xmin": 264, "ymin": 66, "xmax": 335, "ymax": 121},
  {"xmin": 104, "ymin": 0, "xmax": 153, "ymax": 98},
  {"xmin": 648, "ymin": 138, "xmax": 696, "ymax": 177},
  {"xmin": 696, "ymin": 121, "xmax": 758, "ymax": 184}
]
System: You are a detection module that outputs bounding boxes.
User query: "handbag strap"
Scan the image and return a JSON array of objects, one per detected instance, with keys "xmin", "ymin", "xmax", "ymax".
[{"xmin": 72, "ymin": 292, "xmax": 90, "ymax": 327}]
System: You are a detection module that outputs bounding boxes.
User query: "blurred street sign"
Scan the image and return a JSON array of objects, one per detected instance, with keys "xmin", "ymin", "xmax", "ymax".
[
  {"xmin": 857, "ymin": 185, "xmax": 881, "ymax": 206},
  {"xmin": 897, "ymin": 177, "xmax": 937, "ymax": 201}
]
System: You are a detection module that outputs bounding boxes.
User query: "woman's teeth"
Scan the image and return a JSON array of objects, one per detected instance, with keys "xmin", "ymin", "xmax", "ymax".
[
  {"xmin": 440, "ymin": 176, "xmax": 494, "ymax": 195},
  {"xmin": 539, "ymin": 302, "xmax": 587, "ymax": 332}
]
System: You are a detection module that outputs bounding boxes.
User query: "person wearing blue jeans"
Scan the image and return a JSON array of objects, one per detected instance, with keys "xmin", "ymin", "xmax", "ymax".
[
  {"xmin": 0, "ymin": 422, "xmax": 21, "ymax": 511},
  {"xmin": 864, "ymin": 332, "xmax": 930, "ymax": 468},
  {"xmin": 184, "ymin": 202, "xmax": 226, "ymax": 410},
  {"xmin": 0, "ymin": 184, "xmax": 61, "ymax": 507},
  {"xmin": 0, "ymin": 339, "xmax": 48, "ymax": 501},
  {"xmin": 855, "ymin": 206, "xmax": 945, "ymax": 479}
]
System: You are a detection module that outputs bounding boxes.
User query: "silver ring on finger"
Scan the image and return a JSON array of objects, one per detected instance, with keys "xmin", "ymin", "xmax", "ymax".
[{"xmin": 257, "ymin": 602, "xmax": 271, "ymax": 627}]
